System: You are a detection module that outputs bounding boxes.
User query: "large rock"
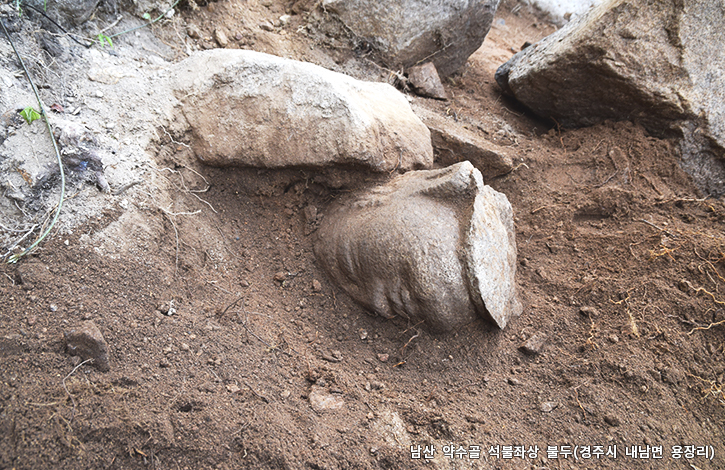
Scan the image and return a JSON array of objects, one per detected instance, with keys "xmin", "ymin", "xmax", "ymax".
[
  {"xmin": 172, "ymin": 50, "xmax": 433, "ymax": 173},
  {"xmin": 495, "ymin": 0, "xmax": 725, "ymax": 196},
  {"xmin": 314, "ymin": 161, "xmax": 520, "ymax": 332},
  {"xmin": 321, "ymin": 0, "xmax": 501, "ymax": 78}
]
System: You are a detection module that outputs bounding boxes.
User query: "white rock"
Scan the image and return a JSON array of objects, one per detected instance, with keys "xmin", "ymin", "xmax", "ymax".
[{"xmin": 171, "ymin": 50, "xmax": 433, "ymax": 173}]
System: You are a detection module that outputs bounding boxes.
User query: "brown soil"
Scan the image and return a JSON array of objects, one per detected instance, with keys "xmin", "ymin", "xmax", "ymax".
[{"xmin": 1, "ymin": 1, "xmax": 724, "ymax": 469}]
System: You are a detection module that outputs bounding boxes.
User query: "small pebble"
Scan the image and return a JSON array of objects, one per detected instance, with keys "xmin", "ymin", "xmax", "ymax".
[
  {"xmin": 377, "ymin": 353, "xmax": 389, "ymax": 363},
  {"xmin": 519, "ymin": 333, "xmax": 547, "ymax": 355},
  {"xmin": 507, "ymin": 377, "xmax": 521, "ymax": 386},
  {"xmin": 604, "ymin": 414, "xmax": 621, "ymax": 427},
  {"xmin": 187, "ymin": 25, "xmax": 201, "ymax": 39},
  {"xmin": 579, "ymin": 306, "xmax": 598, "ymax": 317},
  {"xmin": 312, "ymin": 279, "xmax": 322, "ymax": 292},
  {"xmin": 539, "ymin": 402, "xmax": 558, "ymax": 412},
  {"xmin": 274, "ymin": 271, "xmax": 287, "ymax": 282}
]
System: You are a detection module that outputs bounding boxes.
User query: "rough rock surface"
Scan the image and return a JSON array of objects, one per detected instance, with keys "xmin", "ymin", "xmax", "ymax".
[
  {"xmin": 24, "ymin": 0, "xmax": 101, "ymax": 26},
  {"xmin": 413, "ymin": 105, "xmax": 514, "ymax": 178},
  {"xmin": 172, "ymin": 50, "xmax": 433, "ymax": 173},
  {"xmin": 321, "ymin": 0, "xmax": 500, "ymax": 78},
  {"xmin": 120, "ymin": 0, "xmax": 177, "ymax": 18},
  {"xmin": 314, "ymin": 161, "xmax": 520, "ymax": 332},
  {"xmin": 64, "ymin": 320, "xmax": 110, "ymax": 372},
  {"xmin": 495, "ymin": 0, "xmax": 725, "ymax": 196}
]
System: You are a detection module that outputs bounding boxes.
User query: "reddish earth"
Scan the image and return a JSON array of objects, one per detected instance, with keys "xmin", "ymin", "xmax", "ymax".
[{"xmin": 1, "ymin": 1, "xmax": 723, "ymax": 469}]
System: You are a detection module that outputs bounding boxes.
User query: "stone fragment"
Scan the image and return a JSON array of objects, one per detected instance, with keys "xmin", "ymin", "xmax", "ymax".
[
  {"xmin": 539, "ymin": 401, "xmax": 558, "ymax": 412},
  {"xmin": 407, "ymin": 63, "xmax": 447, "ymax": 100},
  {"xmin": 312, "ymin": 279, "xmax": 322, "ymax": 292},
  {"xmin": 172, "ymin": 50, "xmax": 433, "ymax": 173},
  {"xmin": 309, "ymin": 386, "xmax": 345, "ymax": 412},
  {"xmin": 321, "ymin": 350, "xmax": 342, "ymax": 363},
  {"xmin": 495, "ymin": 0, "xmax": 725, "ymax": 196},
  {"xmin": 187, "ymin": 25, "xmax": 201, "ymax": 39},
  {"xmin": 519, "ymin": 334, "xmax": 547, "ymax": 355},
  {"xmin": 579, "ymin": 306, "xmax": 598, "ymax": 317},
  {"xmin": 321, "ymin": 0, "xmax": 500, "ymax": 78},
  {"xmin": 53, "ymin": 119, "xmax": 110, "ymax": 193},
  {"xmin": 157, "ymin": 301, "xmax": 176, "ymax": 316},
  {"xmin": 64, "ymin": 320, "xmax": 110, "ymax": 372},
  {"xmin": 314, "ymin": 161, "xmax": 521, "ymax": 332},
  {"xmin": 214, "ymin": 28, "xmax": 229, "ymax": 48},
  {"xmin": 413, "ymin": 105, "xmax": 514, "ymax": 178},
  {"xmin": 259, "ymin": 21, "xmax": 275, "ymax": 32},
  {"xmin": 604, "ymin": 414, "xmax": 621, "ymax": 427}
]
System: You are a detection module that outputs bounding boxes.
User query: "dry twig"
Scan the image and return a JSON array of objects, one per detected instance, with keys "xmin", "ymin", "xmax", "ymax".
[{"xmin": 63, "ymin": 359, "xmax": 93, "ymax": 429}]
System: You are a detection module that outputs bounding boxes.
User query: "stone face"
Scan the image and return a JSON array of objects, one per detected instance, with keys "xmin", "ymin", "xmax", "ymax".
[
  {"xmin": 321, "ymin": 0, "xmax": 501, "ymax": 78},
  {"xmin": 495, "ymin": 0, "xmax": 725, "ymax": 196},
  {"xmin": 413, "ymin": 105, "xmax": 514, "ymax": 178},
  {"xmin": 172, "ymin": 50, "xmax": 433, "ymax": 173},
  {"xmin": 64, "ymin": 320, "xmax": 110, "ymax": 372},
  {"xmin": 314, "ymin": 161, "xmax": 520, "ymax": 332}
]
